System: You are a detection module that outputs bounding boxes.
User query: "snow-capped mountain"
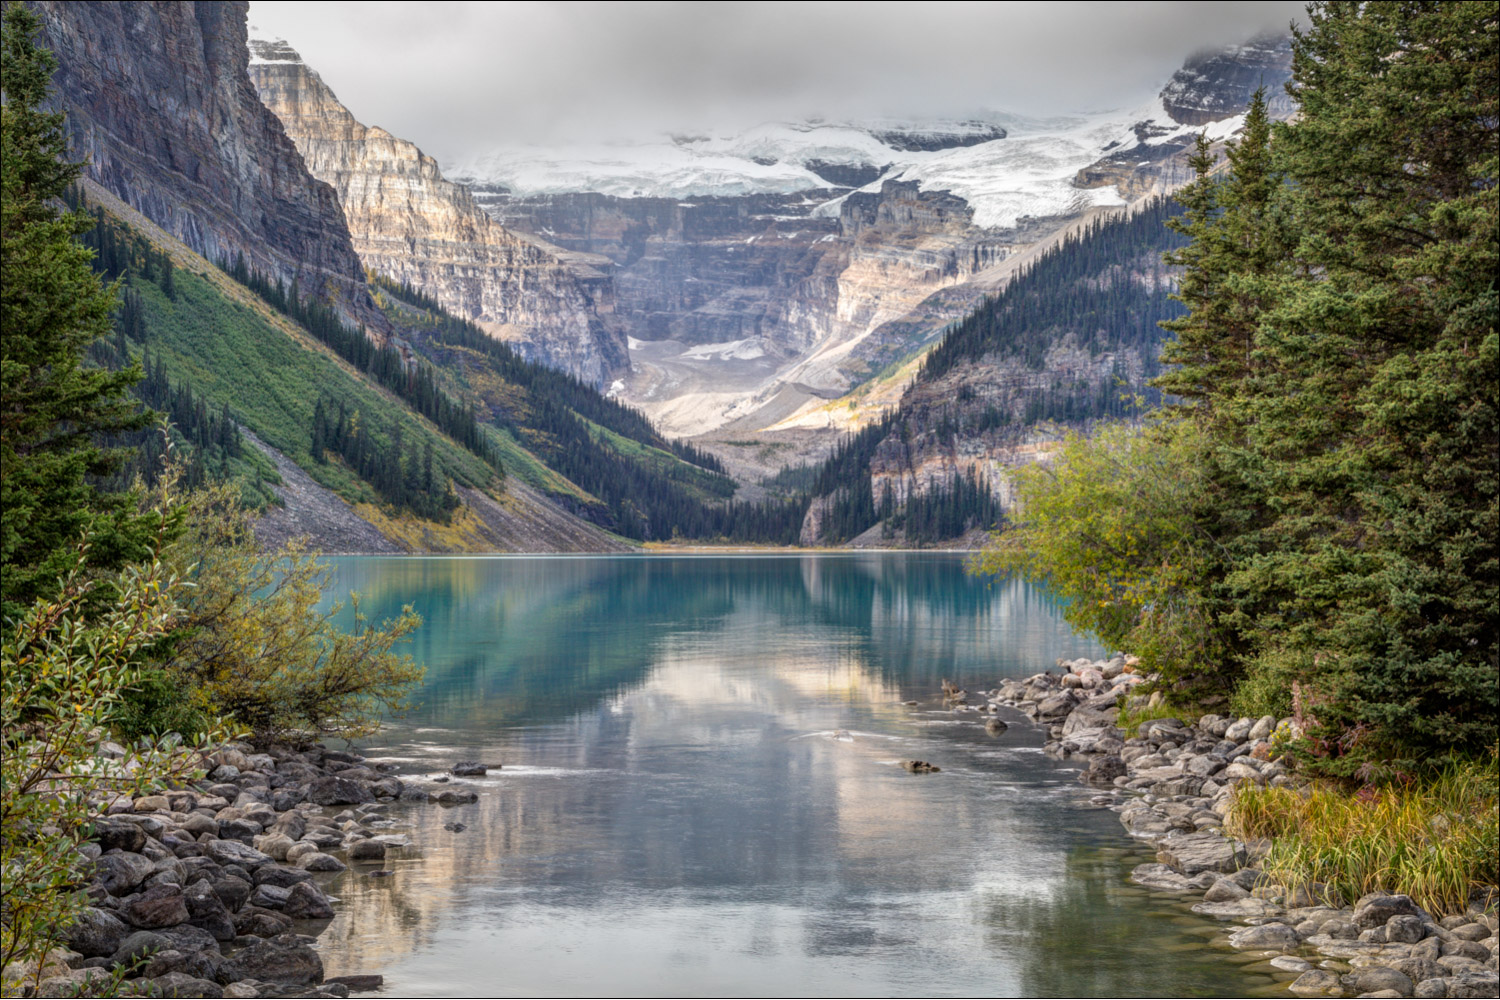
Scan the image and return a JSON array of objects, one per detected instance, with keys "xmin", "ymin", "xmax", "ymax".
[{"xmin": 450, "ymin": 101, "xmax": 1244, "ymax": 231}]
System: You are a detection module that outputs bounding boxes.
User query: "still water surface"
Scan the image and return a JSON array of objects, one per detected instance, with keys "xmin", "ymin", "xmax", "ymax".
[{"xmin": 314, "ymin": 554, "xmax": 1266, "ymax": 998}]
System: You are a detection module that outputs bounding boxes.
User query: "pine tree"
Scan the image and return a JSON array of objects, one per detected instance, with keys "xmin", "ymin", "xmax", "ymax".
[{"xmin": 1, "ymin": 4, "xmax": 162, "ymax": 617}]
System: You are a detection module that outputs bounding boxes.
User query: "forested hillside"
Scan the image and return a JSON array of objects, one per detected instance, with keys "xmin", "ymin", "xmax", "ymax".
[{"xmin": 781, "ymin": 197, "xmax": 1189, "ymax": 546}]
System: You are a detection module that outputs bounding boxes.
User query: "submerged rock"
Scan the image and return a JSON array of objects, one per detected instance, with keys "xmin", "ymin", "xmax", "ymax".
[{"xmin": 900, "ymin": 760, "xmax": 941, "ymax": 773}]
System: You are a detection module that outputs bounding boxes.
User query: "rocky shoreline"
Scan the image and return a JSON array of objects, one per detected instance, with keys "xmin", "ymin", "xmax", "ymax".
[
  {"xmin": 964, "ymin": 656, "xmax": 1499, "ymax": 1000},
  {"xmin": 7, "ymin": 742, "xmax": 482, "ymax": 998}
]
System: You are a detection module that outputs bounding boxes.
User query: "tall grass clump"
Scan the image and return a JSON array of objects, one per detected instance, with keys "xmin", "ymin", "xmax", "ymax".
[{"xmin": 1226, "ymin": 752, "xmax": 1499, "ymax": 916}]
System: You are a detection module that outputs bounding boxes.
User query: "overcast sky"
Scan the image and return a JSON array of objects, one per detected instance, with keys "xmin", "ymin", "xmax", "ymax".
[{"xmin": 248, "ymin": 1, "xmax": 1307, "ymax": 160}]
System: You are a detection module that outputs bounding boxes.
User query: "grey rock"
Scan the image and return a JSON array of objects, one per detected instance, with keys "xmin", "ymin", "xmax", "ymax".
[
  {"xmin": 346, "ymin": 839, "xmax": 386, "ymax": 862},
  {"xmin": 1155, "ymin": 831, "xmax": 1246, "ymax": 874},
  {"xmin": 1442, "ymin": 939, "xmax": 1492, "ymax": 962},
  {"xmin": 112, "ymin": 929, "xmax": 173, "ymax": 965},
  {"xmin": 306, "ymin": 775, "xmax": 374, "ymax": 807},
  {"xmin": 1393, "ymin": 958, "xmax": 1442, "ymax": 985},
  {"xmin": 280, "ymin": 881, "xmax": 335, "ymax": 921},
  {"xmin": 95, "ymin": 851, "xmax": 156, "ymax": 896},
  {"xmin": 1083, "ymin": 755, "xmax": 1127, "ymax": 783},
  {"xmin": 1353, "ymin": 966, "xmax": 1414, "ymax": 996},
  {"xmin": 210, "ymin": 876, "xmax": 252, "ymax": 912},
  {"xmin": 1447, "ymin": 971, "xmax": 1500, "ymax": 998},
  {"xmin": 65, "ymin": 906, "xmax": 130, "ymax": 957},
  {"xmin": 216, "ymin": 932, "xmax": 324, "ymax": 986},
  {"xmin": 1320, "ymin": 918, "xmax": 1361, "ymax": 940},
  {"xmin": 1386, "ymin": 914, "xmax": 1426, "ymax": 944},
  {"xmin": 1288, "ymin": 969, "xmax": 1342, "ymax": 994},
  {"xmin": 1228, "ymin": 921, "xmax": 1300, "ymax": 951},
  {"xmin": 1411, "ymin": 979, "xmax": 1445, "ymax": 999},
  {"xmin": 254, "ymin": 864, "xmax": 314, "ymax": 889},
  {"xmin": 1202, "ymin": 878, "xmax": 1251, "ymax": 902},
  {"xmin": 1355, "ymin": 895, "xmax": 1425, "ymax": 931},
  {"xmin": 1192, "ymin": 896, "xmax": 1285, "ymax": 919},
  {"xmin": 1223, "ymin": 717, "xmax": 1254, "ymax": 742},
  {"xmin": 205, "ymin": 839, "xmax": 273, "ymax": 870},
  {"xmin": 1129, "ymin": 863, "xmax": 1196, "ymax": 892},
  {"xmin": 248, "ymin": 883, "xmax": 292, "ymax": 910},
  {"xmin": 124, "ymin": 884, "xmax": 189, "ymax": 929},
  {"xmin": 1452, "ymin": 923, "xmax": 1492, "ymax": 942},
  {"xmin": 295, "ymin": 852, "xmax": 346, "ymax": 873},
  {"xmin": 232, "ymin": 905, "xmax": 293, "ymax": 938},
  {"xmin": 451, "ymin": 761, "xmax": 487, "ymax": 777},
  {"xmin": 1271, "ymin": 956, "xmax": 1313, "ymax": 973},
  {"xmin": 152, "ymin": 971, "xmax": 225, "ymax": 997},
  {"xmin": 1248, "ymin": 715, "xmax": 1277, "ymax": 740},
  {"xmin": 93, "ymin": 819, "xmax": 148, "ymax": 853}
]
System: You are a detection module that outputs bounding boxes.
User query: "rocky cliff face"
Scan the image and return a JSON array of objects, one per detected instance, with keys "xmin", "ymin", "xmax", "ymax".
[
  {"xmin": 1160, "ymin": 33, "xmax": 1295, "ymax": 126},
  {"xmin": 247, "ymin": 39, "xmax": 626, "ymax": 387},
  {"xmin": 466, "ymin": 35, "xmax": 1293, "ymax": 440},
  {"xmin": 34, "ymin": 1, "xmax": 378, "ymax": 326}
]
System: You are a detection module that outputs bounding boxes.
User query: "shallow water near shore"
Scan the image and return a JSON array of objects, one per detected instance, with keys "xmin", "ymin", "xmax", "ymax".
[{"xmin": 314, "ymin": 553, "xmax": 1271, "ymax": 998}]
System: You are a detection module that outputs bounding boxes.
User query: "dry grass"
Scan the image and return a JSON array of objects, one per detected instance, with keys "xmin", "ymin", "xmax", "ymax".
[{"xmin": 1226, "ymin": 750, "xmax": 1499, "ymax": 916}]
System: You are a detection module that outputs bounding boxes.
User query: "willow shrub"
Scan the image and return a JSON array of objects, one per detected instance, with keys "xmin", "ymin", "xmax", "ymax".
[
  {"xmin": 972, "ymin": 418, "xmax": 1237, "ymax": 705},
  {"xmin": 0, "ymin": 543, "xmax": 212, "ymax": 984},
  {"xmin": 1226, "ymin": 752, "xmax": 1500, "ymax": 917},
  {"xmin": 161, "ymin": 485, "xmax": 424, "ymax": 742}
]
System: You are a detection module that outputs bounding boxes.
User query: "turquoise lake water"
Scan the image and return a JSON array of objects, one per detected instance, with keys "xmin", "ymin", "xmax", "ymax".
[{"xmin": 311, "ymin": 553, "xmax": 1273, "ymax": 998}]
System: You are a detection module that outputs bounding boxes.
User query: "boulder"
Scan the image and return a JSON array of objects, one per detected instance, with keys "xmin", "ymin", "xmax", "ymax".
[
  {"xmin": 1355, "ymin": 894, "xmax": 1425, "ymax": 931},
  {"xmin": 1154, "ymin": 831, "xmax": 1246, "ymax": 874},
  {"xmin": 204, "ymin": 839, "xmax": 272, "ymax": 870},
  {"xmin": 93, "ymin": 819, "xmax": 148, "ymax": 854},
  {"xmin": 1448, "ymin": 971, "xmax": 1500, "ymax": 998},
  {"xmin": 899, "ymin": 760, "xmax": 940, "ymax": 774},
  {"xmin": 1128, "ymin": 863, "xmax": 1196, "ymax": 892},
  {"xmin": 254, "ymin": 864, "xmax": 314, "ymax": 889},
  {"xmin": 95, "ymin": 852, "xmax": 156, "ymax": 896},
  {"xmin": 1061, "ymin": 692, "xmax": 1119, "ymax": 735},
  {"xmin": 64, "ymin": 907, "xmax": 129, "ymax": 957},
  {"xmin": 433, "ymin": 788, "xmax": 479, "ymax": 805},
  {"xmin": 281, "ymin": 881, "xmax": 335, "ymax": 921},
  {"xmin": 183, "ymin": 882, "xmax": 234, "ymax": 942},
  {"xmin": 209, "ymin": 876, "xmax": 252, "ymax": 912},
  {"xmin": 1353, "ymin": 966, "xmax": 1414, "ymax": 996},
  {"xmin": 346, "ymin": 839, "xmax": 386, "ymax": 862},
  {"xmin": 1202, "ymin": 878, "xmax": 1251, "ymax": 902},
  {"xmin": 111, "ymin": 929, "xmax": 173, "ymax": 966},
  {"xmin": 248, "ymin": 884, "xmax": 291, "ymax": 910},
  {"xmin": 1386, "ymin": 914, "xmax": 1426, "ymax": 944},
  {"xmin": 1411, "ymin": 979, "xmax": 1446, "ymax": 999},
  {"xmin": 123, "ymin": 884, "xmax": 189, "ymax": 929},
  {"xmin": 326, "ymin": 974, "xmax": 384, "ymax": 991},
  {"xmin": 1289, "ymin": 969, "xmax": 1342, "ymax": 995},
  {"xmin": 451, "ymin": 761, "xmax": 487, "ymax": 777},
  {"xmin": 1082, "ymin": 755, "xmax": 1127, "ymax": 784},
  {"xmin": 1228, "ymin": 922, "xmax": 1300, "ymax": 951},
  {"xmin": 215, "ymin": 932, "xmax": 323, "ymax": 986},
  {"xmin": 151, "ymin": 972, "xmax": 225, "ymax": 998},
  {"xmin": 295, "ymin": 852, "xmax": 346, "ymax": 873},
  {"xmin": 231, "ymin": 905, "xmax": 292, "ymax": 938},
  {"xmin": 306, "ymin": 775, "xmax": 374, "ymax": 807}
]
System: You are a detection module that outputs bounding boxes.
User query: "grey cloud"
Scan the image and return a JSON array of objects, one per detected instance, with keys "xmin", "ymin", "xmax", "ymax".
[{"xmin": 248, "ymin": 1, "xmax": 1307, "ymax": 159}]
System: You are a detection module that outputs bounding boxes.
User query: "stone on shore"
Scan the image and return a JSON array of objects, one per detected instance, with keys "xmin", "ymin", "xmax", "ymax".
[
  {"xmin": 1228, "ymin": 922, "xmax": 1300, "ymax": 951},
  {"xmin": 451, "ymin": 761, "xmax": 488, "ymax": 776},
  {"xmin": 307, "ymin": 775, "xmax": 375, "ymax": 807},
  {"xmin": 1154, "ymin": 831, "xmax": 1245, "ymax": 874},
  {"xmin": 1354, "ymin": 894, "xmax": 1425, "ymax": 930},
  {"xmin": 216, "ymin": 933, "xmax": 323, "ymax": 986},
  {"xmin": 65, "ymin": 907, "xmax": 130, "ymax": 957}
]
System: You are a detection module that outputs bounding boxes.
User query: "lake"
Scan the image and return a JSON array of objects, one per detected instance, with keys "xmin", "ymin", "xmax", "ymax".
[{"xmin": 313, "ymin": 553, "xmax": 1270, "ymax": 998}]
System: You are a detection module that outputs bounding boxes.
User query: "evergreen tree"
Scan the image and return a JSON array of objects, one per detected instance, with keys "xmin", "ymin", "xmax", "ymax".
[{"xmin": 0, "ymin": 4, "xmax": 161, "ymax": 617}]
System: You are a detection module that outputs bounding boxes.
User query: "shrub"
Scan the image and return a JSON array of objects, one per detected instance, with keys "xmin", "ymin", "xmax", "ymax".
[
  {"xmin": 0, "ymin": 542, "xmax": 209, "ymax": 982},
  {"xmin": 162, "ymin": 484, "xmax": 424, "ymax": 742}
]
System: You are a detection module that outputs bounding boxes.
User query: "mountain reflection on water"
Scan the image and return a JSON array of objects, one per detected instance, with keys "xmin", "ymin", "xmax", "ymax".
[{"xmin": 313, "ymin": 554, "xmax": 1267, "ymax": 998}]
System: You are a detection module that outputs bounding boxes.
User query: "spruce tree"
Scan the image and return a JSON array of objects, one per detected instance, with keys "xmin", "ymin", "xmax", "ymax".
[{"xmin": 1, "ymin": 3, "xmax": 160, "ymax": 617}]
